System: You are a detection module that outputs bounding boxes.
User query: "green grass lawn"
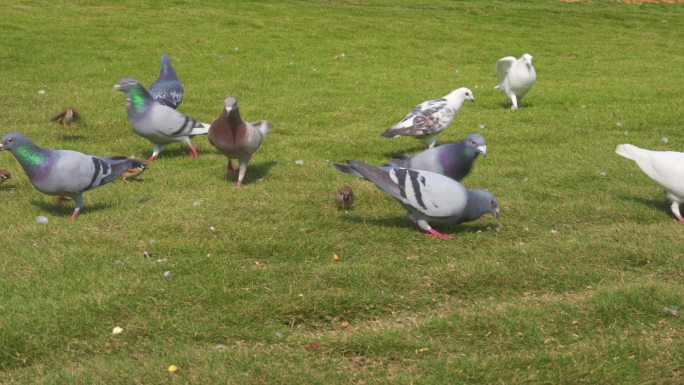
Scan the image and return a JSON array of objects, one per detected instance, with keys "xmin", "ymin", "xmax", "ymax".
[{"xmin": 1, "ymin": 1, "xmax": 683, "ymax": 383}]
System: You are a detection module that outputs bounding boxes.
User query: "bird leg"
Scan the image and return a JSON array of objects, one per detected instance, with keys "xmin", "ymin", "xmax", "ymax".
[
  {"xmin": 226, "ymin": 159, "xmax": 234, "ymax": 173},
  {"xmin": 671, "ymin": 202, "xmax": 684, "ymax": 224},
  {"xmin": 236, "ymin": 158, "xmax": 249, "ymax": 188},
  {"xmin": 425, "ymin": 134, "xmax": 438, "ymax": 149},
  {"xmin": 509, "ymin": 93, "xmax": 519, "ymax": 110},
  {"xmin": 69, "ymin": 208, "xmax": 81, "ymax": 220},
  {"xmin": 188, "ymin": 143, "xmax": 198, "ymax": 158},
  {"xmin": 69, "ymin": 195, "xmax": 83, "ymax": 221},
  {"xmin": 425, "ymin": 228, "xmax": 454, "ymax": 240},
  {"xmin": 147, "ymin": 144, "xmax": 163, "ymax": 162}
]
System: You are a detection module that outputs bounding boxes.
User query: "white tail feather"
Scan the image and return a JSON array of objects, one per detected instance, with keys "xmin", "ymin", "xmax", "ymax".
[
  {"xmin": 190, "ymin": 123, "xmax": 210, "ymax": 136},
  {"xmin": 615, "ymin": 144, "xmax": 644, "ymax": 161}
]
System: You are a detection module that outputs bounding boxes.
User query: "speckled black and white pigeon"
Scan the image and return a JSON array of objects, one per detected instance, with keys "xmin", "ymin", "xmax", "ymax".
[
  {"xmin": 114, "ymin": 78, "xmax": 209, "ymax": 161},
  {"xmin": 495, "ymin": 54, "xmax": 536, "ymax": 110},
  {"xmin": 616, "ymin": 144, "xmax": 684, "ymax": 223},
  {"xmin": 0, "ymin": 132, "xmax": 142, "ymax": 219},
  {"xmin": 381, "ymin": 88, "xmax": 475, "ymax": 149},
  {"xmin": 344, "ymin": 160, "xmax": 499, "ymax": 239},
  {"xmin": 208, "ymin": 97, "xmax": 273, "ymax": 188},
  {"xmin": 334, "ymin": 134, "xmax": 486, "ymax": 182},
  {"xmin": 150, "ymin": 54, "xmax": 184, "ymax": 109}
]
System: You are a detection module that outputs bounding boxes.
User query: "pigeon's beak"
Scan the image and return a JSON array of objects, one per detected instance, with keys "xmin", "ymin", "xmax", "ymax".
[
  {"xmin": 492, "ymin": 207, "xmax": 500, "ymax": 219},
  {"xmin": 470, "ymin": 96, "xmax": 475, "ymax": 103},
  {"xmin": 0, "ymin": 143, "xmax": 4, "ymax": 151},
  {"xmin": 112, "ymin": 84, "xmax": 122, "ymax": 91},
  {"xmin": 476, "ymin": 145, "xmax": 487, "ymax": 157}
]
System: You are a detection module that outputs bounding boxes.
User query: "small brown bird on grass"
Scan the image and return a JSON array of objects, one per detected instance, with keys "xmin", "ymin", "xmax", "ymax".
[
  {"xmin": 0, "ymin": 169, "xmax": 10, "ymax": 184},
  {"xmin": 336, "ymin": 185, "xmax": 354, "ymax": 209},
  {"xmin": 121, "ymin": 159, "xmax": 150, "ymax": 182},
  {"xmin": 50, "ymin": 107, "xmax": 80, "ymax": 128}
]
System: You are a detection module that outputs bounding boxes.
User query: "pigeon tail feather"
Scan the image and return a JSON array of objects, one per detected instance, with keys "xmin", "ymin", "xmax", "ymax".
[
  {"xmin": 190, "ymin": 123, "xmax": 210, "ymax": 136},
  {"xmin": 615, "ymin": 144, "xmax": 643, "ymax": 161},
  {"xmin": 101, "ymin": 157, "xmax": 144, "ymax": 185},
  {"xmin": 332, "ymin": 163, "xmax": 364, "ymax": 178}
]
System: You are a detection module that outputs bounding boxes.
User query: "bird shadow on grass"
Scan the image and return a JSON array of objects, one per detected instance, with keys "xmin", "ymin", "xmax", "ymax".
[
  {"xmin": 619, "ymin": 194, "xmax": 670, "ymax": 217},
  {"xmin": 31, "ymin": 199, "xmax": 113, "ymax": 217},
  {"xmin": 341, "ymin": 215, "xmax": 494, "ymax": 235}
]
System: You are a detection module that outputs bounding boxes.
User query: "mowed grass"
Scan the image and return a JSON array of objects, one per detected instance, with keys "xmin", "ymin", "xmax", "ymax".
[{"xmin": 0, "ymin": 0, "xmax": 683, "ymax": 383}]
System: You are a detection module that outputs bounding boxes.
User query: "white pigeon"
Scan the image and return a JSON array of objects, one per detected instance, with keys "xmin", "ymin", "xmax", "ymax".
[
  {"xmin": 381, "ymin": 88, "xmax": 475, "ymax": 149},
  {"xmin": 616, "ymin": 144, "xmax": 684, "ymax": 223},
  {"xmin": 345, "ymin": 160, "xmax": 499, "ymax": 239},
  {"xmin": 495, "ymin": 54, "xmax": 536, "ymax": 110}
]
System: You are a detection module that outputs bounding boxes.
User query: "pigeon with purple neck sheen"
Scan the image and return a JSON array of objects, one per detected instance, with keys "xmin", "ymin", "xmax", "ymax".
[
  {"xmin": 343, "ymin": 160, "xmax": 499, "ymax": 240},
  {"xmin": 495, "ymin": 54, "xmax": 536, "ymax": 110},
  {"xmin": 150, "ymin": 54, "xmax": 184, "ymax": 109},
  {"xmin": 333, "ymin": 133, "xmax": 486, "ymax": 182},
  {"xmin": 616, "ymin": 144, "xmax": 684, "ymax": 223},
  {"xmin": 114, "ymin": 78, "xmax": 209, "ymax": 161},
  {"xmin": 0, "ymin": 132, "xmax": 143, "ymax": 219},
  {"xmin": 381, "ymin": 87, "xmax": 475, "ymax": 149},
  {"xmin": 208, "ymin": 97, "xmax": 273, "ymax": 188}
]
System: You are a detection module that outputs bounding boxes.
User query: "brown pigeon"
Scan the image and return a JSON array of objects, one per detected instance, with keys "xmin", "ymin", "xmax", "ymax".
[{"xmin": 208, "ymin": 97, "xmax": 273, "ymax": 188}]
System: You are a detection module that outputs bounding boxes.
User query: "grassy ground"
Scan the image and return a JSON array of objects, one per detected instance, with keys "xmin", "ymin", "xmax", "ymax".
[{"xmin": 0, "ymin": 1, "xmax": 683, "ymax": 383}]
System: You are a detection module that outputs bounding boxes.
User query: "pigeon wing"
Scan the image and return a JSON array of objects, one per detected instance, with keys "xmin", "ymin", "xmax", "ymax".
[
  {"xmin": 382, "ymin": 99, "xmax": 449, "ymax": 137},
  {"xmin": 348, "ymin": 160, "xmax": 465, "ymax": 218},
  {"xmin": 496, "ymin": 56, "xmax": 516, "ymax": 84}
]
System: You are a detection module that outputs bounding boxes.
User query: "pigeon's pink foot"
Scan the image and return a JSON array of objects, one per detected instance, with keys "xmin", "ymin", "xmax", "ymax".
[
  {"xmin": 188, "ymin": 144, "xmax": 198, "ymax": 158},
  {"xmin": 236, "ymin": 180, "xmax": 241, "ymax": 188},
  {"xmin": 227, "ymin": 160, "xmax": 234, "ymax": 173},
  {"xmin": 425, "ymin": 228, "xmax": 453, "ymax": 240},
  {"xmin": 146, "ymin": 154, "xmax": 158, "ymax": 162},
  {"xmin": 69, "ymin": 208, "xmax": 80, "ymax": 221},
  {"xmin": 676, "ymin": 214, "xmax": 684, "ymax": 224}
]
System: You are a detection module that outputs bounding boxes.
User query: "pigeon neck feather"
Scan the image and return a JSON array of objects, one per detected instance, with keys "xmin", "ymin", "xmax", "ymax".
[
  {"xmin": 125, "ymin": 87, "xmax": 152, "ymax": 113},
  {"xmin": 462, "ymin": 190, "xmax": 490, "ymax": 221}
]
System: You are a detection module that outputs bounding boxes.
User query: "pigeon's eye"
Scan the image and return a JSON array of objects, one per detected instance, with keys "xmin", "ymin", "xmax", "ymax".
[
  {"xmin": 7, "ymin": 137, "xmax": 13, "ymax": 144},
  {"xmin": 471, "ymin": 141, "xmax": 476, "ymax": 145},
  {"xmin": 490, "ymin": 199, "xmax": 496, "ymax": 206}
]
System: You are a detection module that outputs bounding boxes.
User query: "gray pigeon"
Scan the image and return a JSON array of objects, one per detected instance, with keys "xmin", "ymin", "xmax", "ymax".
[
  {"xmin": 0, "ymin": 132, "xmax": 142, "ymax": 219},
  {"xmin": 616, "ymin": 144, "xmax": 684, "ymax": 223},
  {"xmin": 344, "ymin": 160, "xmax": 499, "ymax": 239},
  {"xmin": 149, "ymin": 54, "xmax": 184, "ymax": 109},
  {"xmin": 495, "ymin": 54, "xmax": 536, "ymax": 110},
  {"xmin": 381, "ymin": 88, "xmax": 475, "ymax": 149},
  {"xmin": 113, "ymin": 78, "xmax": 209, "ymax": 161},
  {"xmin": 207, "ymin": 97, "xmax": 273, "ymax": 188},
  {"xmin": 333, "ymin": 133, "xmax": 486, "ymax": 182}
]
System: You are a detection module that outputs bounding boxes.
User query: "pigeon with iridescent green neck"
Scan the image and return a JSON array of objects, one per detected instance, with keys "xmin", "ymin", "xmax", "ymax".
[
  {"xmin": 0, "ymin": 132, "xmax": 143, "ymax": 219},
  {"xmin": 150, "ymin": 54, "xmax": 184, "ymax": 109},
  {"xmin": 114, "ymin": 78, "xmax": 209, "ymax": 161}
]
